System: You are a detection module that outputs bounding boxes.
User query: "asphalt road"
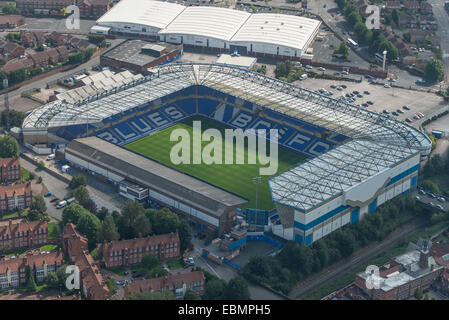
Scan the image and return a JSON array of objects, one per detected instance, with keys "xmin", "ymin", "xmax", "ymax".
[
  {"xmin": 289, "ymin": 218, "xmax": 429, "ymax": 299},
  {"xmin": 428, "ymin": 0, "xmax": 449, "ymax": 83}
]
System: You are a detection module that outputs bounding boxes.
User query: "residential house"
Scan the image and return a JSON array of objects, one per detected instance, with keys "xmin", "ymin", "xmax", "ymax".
[
  {"xmin": 124, "ymin": 271, "xmax": 206, "ymax": 300},
  {"xmin": 62, "ymin": 223, "xmax": 109, "ymax": 300},
  {"xmin": 21, "ymin": 57, "xmax": 35, "ymax": 72},
  {"xmin": 45, "ymin": 48, "xmax": 60, "ymax": 64},
  {"xmin": 404, "ymin": 0, "xmax": 421, "ymax": 12},
  {"xmin": 15, "ymin": 0, "xmax": 76, "ymax": 15},
  {"xmin": 3, "ymin": 42, "xmax": 25, "ymax": 59},
  {"xmin": 0, "ymin": 219, "xmax": 47, "ymax": 253},
  {"xmin": 410, "ymin": 29, "xmax": 440, "ymax": 45},
  {"xmin": 420, "ymin": 2, "xmax": 433, "ymax": 14},
  {"xmin": 30, "ymin": 51, "xmax": 50, "ymax": 68},
  {"xmin": 1, "ymin": 60, "xmax": 25, "ymax": 74},
  {"xmin": 398, "ymin": 14, "xmax": 418, "ymax": 28},
  {"xmin": 78, "ymin": 0, "xmax": 112, "ymax": 18},
  {"xmin": 0, "ymin": 15, "xmax": 25, "ymax": 29},
  {"xmin": 21, "ymin": 32, "xmax": 38, "ymax": 48},
  {"xmin": 418, "ymin": 16, "xmax": 438, "ymax": 30},
  {"xmin": 0, "ymin": 182, "xmax": 32, "ymax": 212},
  {"xmin": 385, "ymin": 0, "xmax": 401, "ymax": 12},
  {"xmin": 56, "ymin": 45, "xmax": 69, "ymax": 61},
  {"xmin": 0, "ymin": 250, "xmax": 63, "ymax": 289},
  {"xmin": 0, "ymin": 157, "xmax": 21, "ymax": 183},
  {"xmin": 101, "ymin": 232, "xmax": 180, "ymax": 269}
]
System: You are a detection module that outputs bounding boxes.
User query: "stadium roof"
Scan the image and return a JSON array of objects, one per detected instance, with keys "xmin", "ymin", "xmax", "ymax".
[
  {"xmin": 96, "ymin": 0, "xmax": 185, "ymax": 30},
  {"xmin": 66, "ymin": 137, "xmax": 248, "ymax": 215},
  {"xmin": 159, "ymin": 6, "xmax": 250, "ymax": 42},
  {"xmin": 269, "ymin": 139, "xmax": 417, "ymax": 211},
  {"xmin": 231, "ymin": 14, "xmax": 321, "ymax": 51},
  {"xmin": 23, "ymin": 63, "xmax": 431, "ymax": 211}
]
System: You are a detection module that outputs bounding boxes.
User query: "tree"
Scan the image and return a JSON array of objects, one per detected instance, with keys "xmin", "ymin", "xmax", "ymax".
[
  {"xmin": 62, "ymin": 203, "xmax": 86, "ymax": 225},
  {"xmin": 118, "ymin": 200, "xmax": 147, "ymax": 239},
  {"xmin": 337, "ymin": 42, "xmax": 350, "ymax": 58},
  {"xmin": 204, "ymin": 278, "xmax": 227, "ymax": 300},
  {"xmin": 391, "ymin": 9, "xmax": 399, "ymax": 26},
  {"xmin": 77, "ymin": 211, "xmax": 101, "ymax": 248},
  {"xmin": 37, "ymin": 161, "xmax": 45, "ymax": 170},
  {"xmin": 223, "ymin": 277, "xmax": 250, "ymax": 300},
  {"xmin": 0, "ymin": 135, "xmax": 19, "ymax": 157},
  {"xmin": 1, "ymin": 110, "xmax": 26, "ymax": 128},
  {"xmin": 46, "ymin": 272, "xmax": 59, "ymax": 288},
  {"xmin": 141, "ymin": 254, "xmax": 159, "ymax": 271},
  {"xmin": 178, "ymin": 220, "xmax": 192, "ymax": 254},
  {"xmin": 27, "ymin": 209, "xmax": 46, "ymax": 221},
  {"xmin": 184, "ymin": 288, "xmax": 201, "ymax": 300},
  {"xmin": 133, "ymin": 213, "xmax": 151, "ymax": 237},
  {"xmin": 96, "ymin": 207, "xmax": 109, "ymax": 221},
  {"xmin": 69, "ymin": 175, "xmax": 87, "ymax": 190},
  {"xmin": 72, "ymin": 186, "xmax": 91, "ymax": 208},
  {"xmin": 88, "ymin": 34, "xmax": 106, "ymax": 45},
  {"xmin": 97, "ymin": 215, "xmax": 120, "ymax": 243},
  {"xmin": 8, "ymin": 68, "xmax": 27, "ymax": 85},
  {"xmin": 424, "ymin": 59, "xmax": 444, "ymax": 82},
  {"xmin": 31, "ymin": 195, "xmax": 47, "ymax": 213},
  {"xmin": 26, "ymin": 265, "xmax": 38, "ymax": 292},
  {"xmin": 148, "ymin": 207, "xmax": 179, "ymax": 235},
  {"xmin": 56, "ymin": 265, "xmax": 70, "ymax": 289},
  {"xmin": 2, "ymin": 3, "xmax": 21, "ymax": 15},
  {"xmin": 414, "ymin": 287, "xmax": 423, "ymax": 300}
]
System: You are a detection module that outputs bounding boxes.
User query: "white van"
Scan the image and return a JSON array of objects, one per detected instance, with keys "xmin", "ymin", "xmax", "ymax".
[
  {"xmin": 46, "ymin": 154, "xmax": 55, "ymax": 160},
  {"xmin": 56, "ymin": 200, "xmax": 67, "ymax": 209},
  {"xmin": 300, "ymin": 74, "xmax": 308, "ymax": 80}
]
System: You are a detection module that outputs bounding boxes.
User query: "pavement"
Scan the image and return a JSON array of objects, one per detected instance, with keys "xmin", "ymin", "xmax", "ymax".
[{"xmin": 16, "ymin": 17, "xmax": 96, "ymax": 35}]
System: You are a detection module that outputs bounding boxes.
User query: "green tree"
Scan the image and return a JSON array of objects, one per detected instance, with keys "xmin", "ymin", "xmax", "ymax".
[
  {"xmin": 31, "ymin": 195, "xmax": 47, "ymax": 214},
  {"xmin": 414, "ymin": 287, "xmax": 423, "ymax": 300},
  {"xmin": 134, "ymin": 213, "xmax": 151, "ymax": 237},
  {"xmin": 27, "ymin": 209, "xmax": 46, "ymax": 221},
  {"xmin": 69, "ymin": 175, "xmax": 87, "ymax": 190},
  {"xmin": 148, "ymin": 207, "xmax": 180, "ymax": 235},
  {"xmin": 141, "ymin": 254, "xmax": 159, "ymax": 270},
  {"xmin": 337, "ymin": 42, "xmax": 350, "ymax": 58},
  {"xmin": 37, "ymin": 160, "xmax": 45, "ymax": 170},
  {"xmin": 118, "ymin": 200, "xmax": 147, "ymax": 239},
  {"xmin": 62, "ymin": 203, "xmax": 86, "ymax": 225},
  {"xmin": 2, "ymin": 3, "xmax": 21, "ymax": 15},
  {"xmin": 46, "ymin": 272, "xmax": 59, "ymax": 288},
  {"xmin": 1, "ymin": 110, "xmax": 26, "ymax": 128},
  {"xmin": 0, "ymin": 135, "xmax": 19, "ymax": 157},
  {"xmin": 8, "ymin": 68, "xmax": 27, "ymax": 85},
  {"xmin": 391, "ymin": 9, "xmax": 399, "ymax": 26},
  {"xmin": 77, "ymin": 211, "xmax": 101, "ymax": 248},
  {"xmin": 184, "ymin": 288, "xmax": 201, "ymax": 300},
  {"xmin": 26, "ymin": 265, "xmax": 38, "ymax": 292},
  {"xmin": 204, "ymin": 278, "xmax": 227, "ymax": 300},
  {"xmin": 72, "ymin": 185, "xmax": 90, "ymax": 208},
  {"xmin": 97, "ymin": 215, "xmax": 120, "ymax": 243},
  {"xmin": 88, "ymin": 34, "xmax": 106, "ymax": 45},
  {"xmin": 223, "ymin": 277, "xmax": 250, "ymax": 300},
  {"xmin": 424, "ymin": 59, "xmax": 444, "ymax": 82},
  {"xmin": 178, "ymin": 220, "xmax": 192, "ymax": 254}
]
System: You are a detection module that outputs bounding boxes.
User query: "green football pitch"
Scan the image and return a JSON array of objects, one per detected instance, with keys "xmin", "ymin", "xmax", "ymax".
[{"xmin": 124, "ymin": 116, "xmax": 307, "ymax": 210}]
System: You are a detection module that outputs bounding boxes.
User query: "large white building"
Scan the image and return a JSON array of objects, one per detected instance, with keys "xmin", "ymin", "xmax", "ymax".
[{"xmin": 93, "ymin": 0, "xmax": 321, "ymax": 58}]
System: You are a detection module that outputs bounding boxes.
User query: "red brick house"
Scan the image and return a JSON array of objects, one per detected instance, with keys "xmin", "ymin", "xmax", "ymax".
[
  {"xmin": 21, "ymin": 32, "xmax": 37, "ymax": 48},
  {"xmin": 101, "ymin": 232, "xmax": 180, "ymax": 269},
  {"xmin": 404, "ymin": 0, "xmax": 421, "ymax": 11},
  {"xmin": 124, "ymin": 271, "xmax": 206, "ymax": 299},
  {"xmin": 21, "ymin": 57, "xmax": 35, "ymax": 72},
  {"xmin": 0, "ymin": 157, "xmax": 21, "ymax": 183},
  {"xmin": 0, "ymin": 250, "xmax": 63, "ymax": 289},
  {"xmin": 15, "ymin": 0, "xmax": 76, "ymax": 15},
  {"xmin": 56, "ymin": 45, "xmax": 69, "ymax": 61},
  {"xmin": 0, "ymin": 219, "xmax": 47, "ymax": 253},
  {"xmin": 3, "ymin": 42, "xmax": 25, "ymax": 59},
  {"xmin": 30, "ymin": 51, "xmax": 50, "ymax": 68},
  {"xmin": 78, "ymin": 0, "xmax": 112, "ymax": 18},
  {"xmin": 0, "ymin": 182, "xmax": 32, "ymax": 212},
  {"xmin": 45, "ymin": 48, "xmax": 60, "ymax": 64},
  {"xmin": 62, "ymin": 223, "xmax": 109, "ymax": 300}
]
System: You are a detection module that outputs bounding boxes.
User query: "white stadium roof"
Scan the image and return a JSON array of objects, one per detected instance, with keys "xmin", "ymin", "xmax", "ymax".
[
  {"xmin": 96, "ymin": 0, "xmax": 185, "ymax": 30},
  {"xmin": 95, "ymin": 0, "xmax": 320, "ymax": 52},
  {"xmin": 231, "ymin": 14, "xmax": 321, "ymax": 51},
  {"xmin": 22, "ymin": 64, "xmax": 431, "ymax": 211},
  {"xmin": 159, "ymin": 6, "xmax": 250, "ymax": 42}
]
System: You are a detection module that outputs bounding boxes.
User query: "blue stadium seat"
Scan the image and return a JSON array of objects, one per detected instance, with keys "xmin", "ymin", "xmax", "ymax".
[
  {"xmin": 241, "ymin": 101, "xmax": 254, "ymax": 112},
  {"xmin": 331, "ymin": 133, "xmax": 347, "ymax": 143},
  {"xmin": 228, "ymin": 111, "xmax": 257, "ymax": 129},
  {"xmin": 284, "ymin": 130, "xmax": 316, "ymax": 154},
  {"xmin": 226, "ymin": 95, "xmax": 236, "ymax": 105},
  {"xmin": 128, "ymin": 116, "xmax": 154, "ymax": 134},
  {"xmin": 144, "ymin": 110, "xmax": 172, "ymax": 128},
  {"xmin": 275, "ymin": 125, "xmax": 297, "ymax": 144},
  {"xmin": 177, "ymin": 99, "xmax": 197, "ymax": 115},
  {"xmin": 249, "ymin": 117, "xmax": 277, "ymax": 132},
  {"xmin": 111, "ymin": 122, "xmax": 138, "ymax": 142},
  {"xmin": 161, "ymin": 105, "xmax": 188, "ymax": 121},
  {"xmin": 263, "ymin": 108, "xmax": 284, "ymax": 120},
  {"xmin": 211, "ymin": 104, "xmax": 239, "ymax": 123},
  {"xmin": 97, "ymin": 129, "xmax": 122, "ymax": 145},
  {"xmin": 197, "ymin": 99, "xmax": 220, "ymax": 116},
  {"xmin": 197, "ymin": 85, "xmax": 212, "ymax": 96},
  {"xmin": 306, "ymin": 139, "xmax": 335, "ymax": 156}
]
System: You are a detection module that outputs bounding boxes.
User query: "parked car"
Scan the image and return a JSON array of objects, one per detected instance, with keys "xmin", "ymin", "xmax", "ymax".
[
  {"xmin": 384, "ymin": 83, "xmax": 391, "ymax": 88},
  {"xmin": 56, "ymin": 200, "xmax": 67, "ymax": 209},
  {"xmin": 44, "ymin": 192, "xmax": 52, "ymax": 197},
  {"xmin": 392, "ymin": 112, "xmax": 399, "ymax": 116},
  {"xmin": 415, "ymin": 196, "xmax": 421, "ymax": 201},
  {"xmin": 397, "ymin": 109, "xmax": 403, "ymax": 114},
  {"xmin": 50, "ymin": 197, "xmax": 59, "ymax": 203},
  {"xmin": 305, "ymin": 65, "xmax": 313, "ymax": 70},
  {"xmin": 383, "ymin": 109, "xmax": 389, "ymax": 114},
  {"xmin": 317, "ymin": 67, "xmax": 326, "ymax": 71},
  {"xmin": 330, "ymin": 84, "xmax": 337, "ymax": 89},
  {"xmin": 364, "ymin": 90, "xmax": 370, "ymax": 95},
  {"xmin": 403, "ymin": 105, "xmax": 411, "ymax": 110},
  {"xmin": 405, "ymin": 118, "xmax": 412, "ymax": 123},
  {"xmin": 341, "ymin": 84, "xmax": 347, "ymax": 89},
  {"xmin": 367, "ymin": 101, "xmax": 374, "ymax": 105},
  {"xmin": 438, "ymin": 197, "xmax": 446, "ymax": 202},
  {"xmin": 436, "ymin": 204, "xmax": 444, "ymax": 211}
]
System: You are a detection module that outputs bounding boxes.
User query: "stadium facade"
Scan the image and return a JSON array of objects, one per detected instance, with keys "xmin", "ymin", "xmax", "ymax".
[
  {"xmin": 22, "ymin": 63, "xmax": 431, "ymax": 245},
  {"xmin": 92, "ymin": 0, "xmax": 320, "ymax": 59}
]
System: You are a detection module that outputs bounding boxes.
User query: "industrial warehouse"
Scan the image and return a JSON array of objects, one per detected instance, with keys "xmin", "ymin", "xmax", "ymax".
[
  {"xmin": 91, "ymin": 0, "xmax": 321, "ymax": 59},
  {"xmin": 21, "ymin": 63, "xmax": 431, "ymax": 245}
]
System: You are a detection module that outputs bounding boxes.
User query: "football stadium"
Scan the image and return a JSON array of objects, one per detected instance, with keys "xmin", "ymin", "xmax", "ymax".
[{"xmin": 21, "ymin": 63, "xmax": 432, "ymax": 245}]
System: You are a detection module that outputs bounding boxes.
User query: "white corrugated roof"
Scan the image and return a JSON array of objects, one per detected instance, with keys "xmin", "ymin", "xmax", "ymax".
[
  {"xmin": 159, "ymin": 6, "xmax": 250, "ymax": 41},
  {"xmin": 231, "ymin": 14, "xmax": 321, "ymax": 51},
  {"xmin": 97, "ymin": 0, "xmax": 185, "ymax": 30}
]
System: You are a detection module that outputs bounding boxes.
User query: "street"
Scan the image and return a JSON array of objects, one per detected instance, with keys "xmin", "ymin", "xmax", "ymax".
[{"xmin": 429, "ymin": 0, "xmax": 449, "ymax": 83}]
